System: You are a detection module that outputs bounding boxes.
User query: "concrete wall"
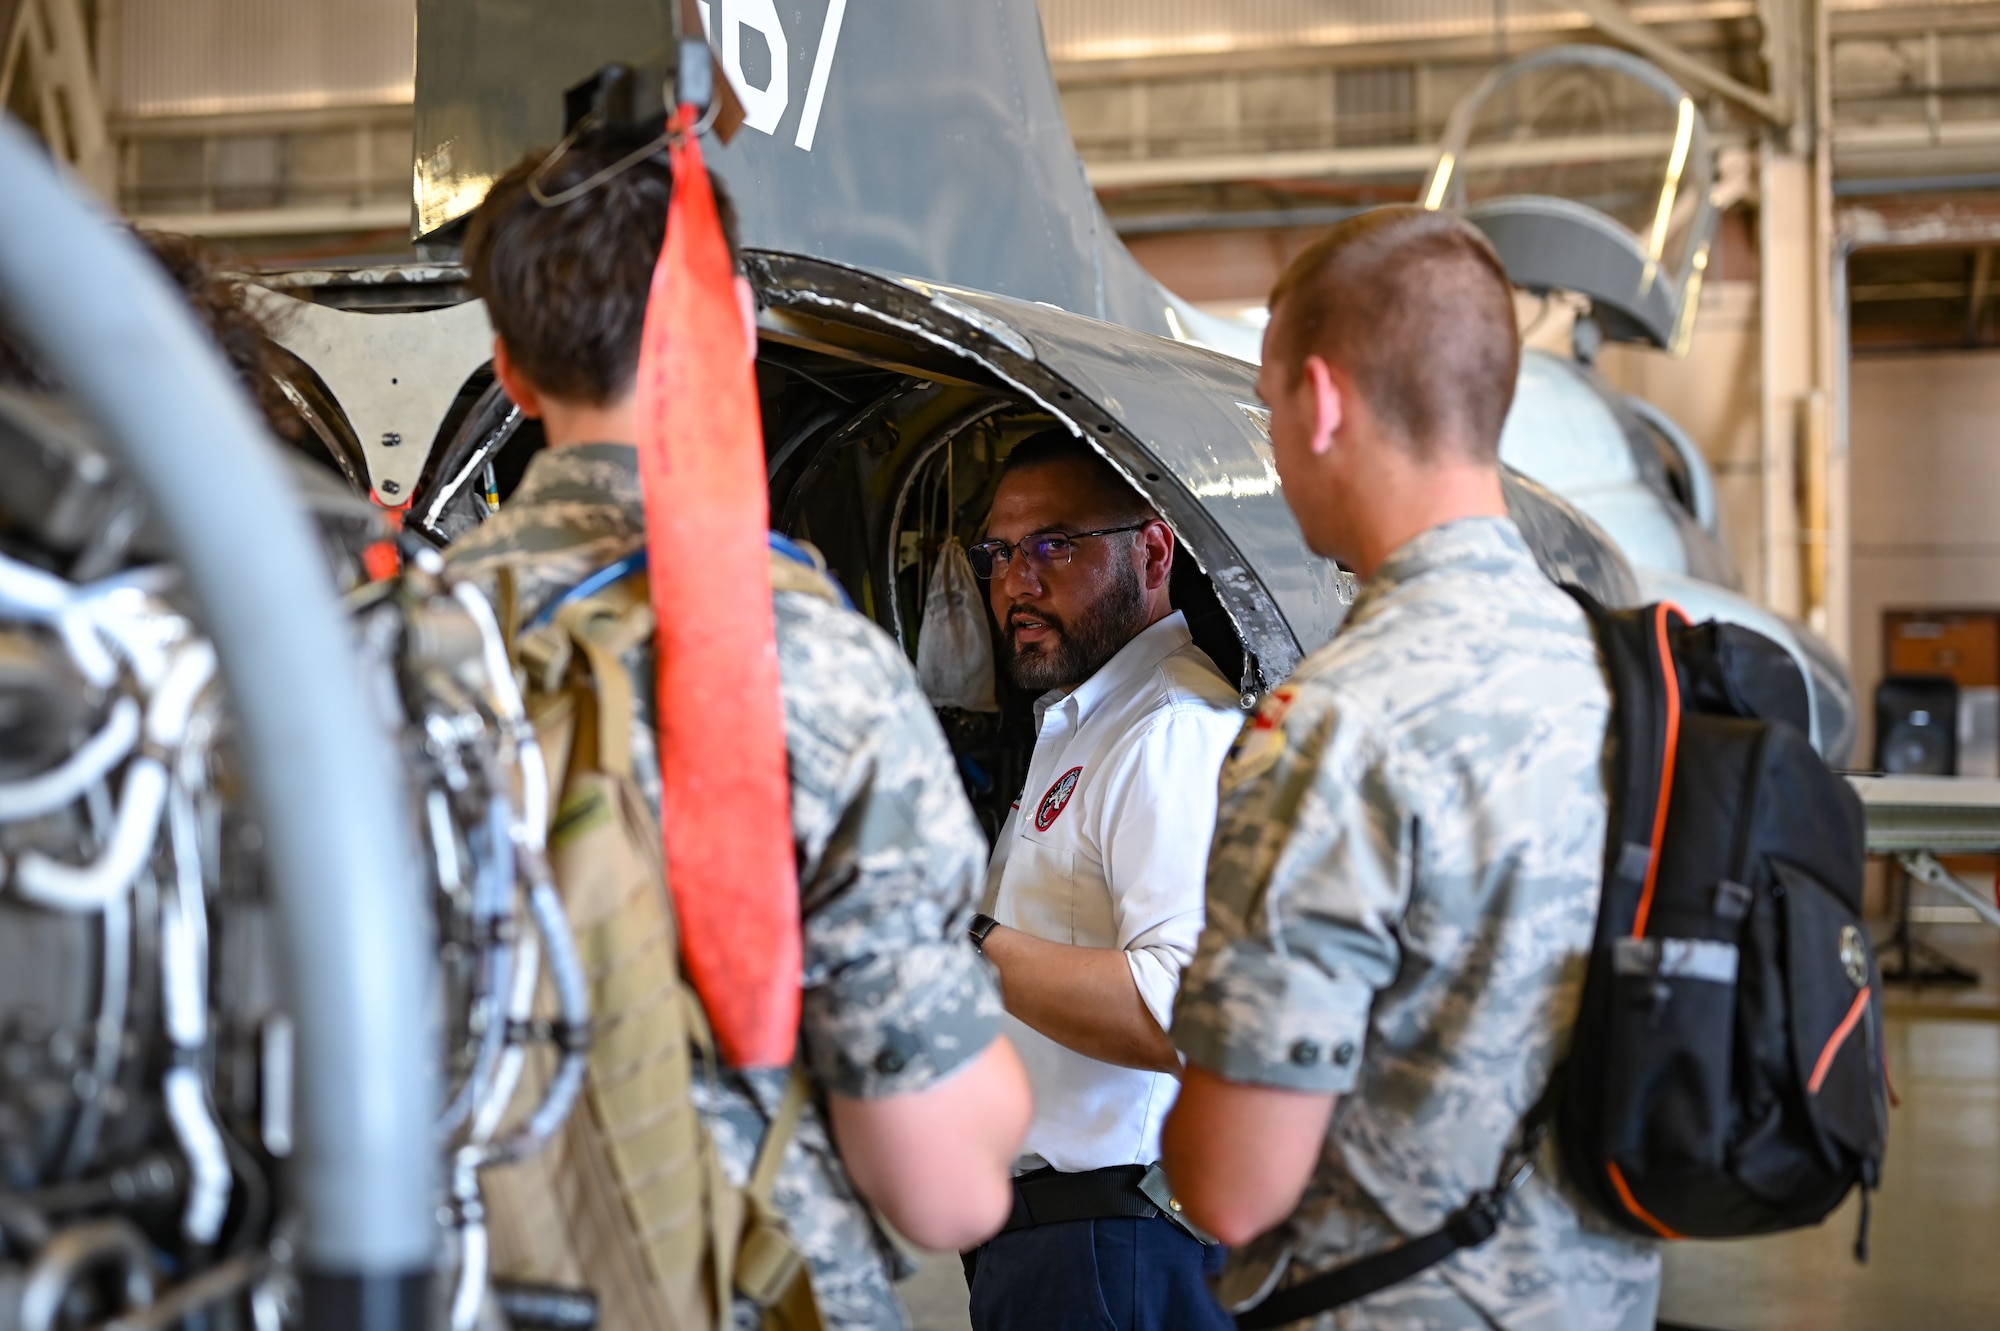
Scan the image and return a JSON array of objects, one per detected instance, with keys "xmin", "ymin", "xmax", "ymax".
[{"xmin": 1847, "ymin": 348, "xmax": 2000, "ymax": 762}]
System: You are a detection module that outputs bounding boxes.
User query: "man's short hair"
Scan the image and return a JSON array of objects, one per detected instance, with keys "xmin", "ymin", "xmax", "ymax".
[
  {"xmin": 1268, "ymin": 206, "xmax": 1519, "ymax": 460},
  {"xmin": 999, "ymin": 429, "xmax": 1155, "ymax": 526},
  {"xmin": 464, "ymin": 127, "xmax": 743, "ymax": 407}
]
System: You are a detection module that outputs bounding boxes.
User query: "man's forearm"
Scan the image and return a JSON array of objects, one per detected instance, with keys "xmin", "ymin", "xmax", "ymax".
[
  {"xmin": 829, "ymin": 1036, "xmax": 1032, "ymax": 1251},
  {"xmin": 1160, "ymin": 1065, "xmax": 1338, "ymax": 1245},
  {"xmin": 979, "ymin": 925, "xmax": 1180, "ymax": 1073}
]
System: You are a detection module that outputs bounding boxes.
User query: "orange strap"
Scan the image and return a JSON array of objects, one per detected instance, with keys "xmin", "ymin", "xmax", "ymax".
[
  {"xmin": 1606, "ymin": 1161, "xmax": 1684, "ymax": 1240},
  {"xmin": 1631, "ymin": 602, "xmax": 1686, "ymax": 939},
  {"xmin": 632, "ymin": 112, "xmax": 801, "ymax": 1068},
  {"xmin": 1808, "ymin": 988, "xmax": 1872, "ymax": 1095}
]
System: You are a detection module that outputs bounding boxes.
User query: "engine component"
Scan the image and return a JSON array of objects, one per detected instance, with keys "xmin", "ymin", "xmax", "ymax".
[
  {"xmin": 0, "ymin": 541, "xmax": 276, "ymax": 1325},
  {"xmin": 0, "ymin": 436, "xmax": 591, "ymax": 1331},
  {"xmin": 351, "ymin": 553, "xmax": 592, "ymax": 1331},
  {"xmin": 0, "ymin": 629, "xmax": 86, "ymax": 780},
  {"xmin": 0, "ymin": 302, "xmax": 585, "ymax": 1331}
]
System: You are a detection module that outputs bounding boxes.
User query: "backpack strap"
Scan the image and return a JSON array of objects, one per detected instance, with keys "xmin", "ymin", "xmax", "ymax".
[
  {"xmin": 749, "ymin": 1065, "xmax": 812, "ymax": 1207},
  {"xmin": 526, "ymin": 536, "xmax": 848, "ymax": 633},
  {"xmin": 766, "ymin": 537, "xmax": 850, "ymax": 609},
  {"xmin": 1559, "ymin": 587, "xmax": 1688, "ymax": 939},
  {"xmin": 552, "ymin": 583, "xmax": 653, "ymax": 782},
  {"xmin": 732, "ymin": 1066, "xmax": 822, "ymax": 1331},
  {"xmin": 1554, "ymin": 588, "xmax": 1709, "ymax": 1243}
]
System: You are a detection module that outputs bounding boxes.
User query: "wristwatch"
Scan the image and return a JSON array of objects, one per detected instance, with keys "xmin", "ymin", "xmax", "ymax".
[{"xmin": 967, "ymin": 913, "xmax": 1000, "ymax": 954}]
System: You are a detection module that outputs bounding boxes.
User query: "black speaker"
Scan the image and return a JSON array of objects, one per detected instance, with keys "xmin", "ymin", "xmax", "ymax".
[{"xmin": 1874, "ymin": 674, "xmax": 1959, "ymax": 775}]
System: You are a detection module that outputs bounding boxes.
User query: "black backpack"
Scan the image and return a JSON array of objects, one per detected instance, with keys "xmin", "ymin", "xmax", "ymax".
[
  {"xmin": 1236, "ymin": 594, "xmax": 1885, "ymax": 1330},
  {"xmin": 1553, "ymin": 589, "xmax": 1885, "ymax": 1247}
]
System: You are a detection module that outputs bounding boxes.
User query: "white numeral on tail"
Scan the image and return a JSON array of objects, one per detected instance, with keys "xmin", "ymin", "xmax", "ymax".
[
  {"xmin": 721, "ymin": 0, "xmax": 790, "ymax": 135},
  {"xmin": 793, "ymin": 0, "xmax": 848, "ymax": 152}
]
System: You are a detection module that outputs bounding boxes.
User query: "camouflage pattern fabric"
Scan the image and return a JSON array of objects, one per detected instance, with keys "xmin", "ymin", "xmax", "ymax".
[
  {"xmin": 450, "ymin": 443, "xmax": 1005, "ymax": 1330},
  {"xmin": 1172, "ymin": 517, "xmax": 1661, "ymax": 1331}
]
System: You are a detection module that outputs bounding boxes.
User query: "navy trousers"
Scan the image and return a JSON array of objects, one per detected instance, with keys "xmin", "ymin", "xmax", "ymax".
[{"xmin": 963, "ymin": 1214, "xmax": 1234, "ymax": 1331}]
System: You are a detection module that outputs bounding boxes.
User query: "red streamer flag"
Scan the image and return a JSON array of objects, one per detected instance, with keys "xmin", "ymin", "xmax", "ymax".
[{"xmin": 632, "ymin": 113, "xmax": 801, "ymax": 1068}]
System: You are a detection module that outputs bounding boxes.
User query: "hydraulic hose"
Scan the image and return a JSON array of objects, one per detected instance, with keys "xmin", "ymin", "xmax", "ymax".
[
  {"xmin": 0, "ymin": 121, "xmax": 438, "ymax": 1325},
  {"xmin": 0, "ymin": 696, "xmax": 140, "ymax": 820}
]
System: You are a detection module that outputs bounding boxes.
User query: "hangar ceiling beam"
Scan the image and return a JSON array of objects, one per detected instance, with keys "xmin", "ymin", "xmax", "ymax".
[
  {"xmin": 1052, "ymin": 10, "xmax": 1758, "ymax": 86},
  {"xmin": 1558, "ymin": 0, "xmax": 1792, "ymax": 126},
  {"xmin": 1085, "ymin": 129, "xmax": 1750, "ymax": 191}
]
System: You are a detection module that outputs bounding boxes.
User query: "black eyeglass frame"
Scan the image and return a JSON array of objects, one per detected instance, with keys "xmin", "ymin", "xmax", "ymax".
[{"xmin": 966, "ymin": 523, "xmax": 1152, "ymax": 580}]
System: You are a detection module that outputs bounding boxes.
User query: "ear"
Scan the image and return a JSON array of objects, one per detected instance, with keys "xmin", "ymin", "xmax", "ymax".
[
  {"xmin": 735, "ymin": 275, "xmax": 759, "ymax": 364},
  {"xmin": 1138, "ymin": 518, "xmax": 1174, "ymax": 592},
  {"xmin": 1303, "ymin": 355, "xmax": 1342, "ymax": 457},
  {"xmin": 490, "ymin": 337, "xmax": 544, "ymax": 420}
]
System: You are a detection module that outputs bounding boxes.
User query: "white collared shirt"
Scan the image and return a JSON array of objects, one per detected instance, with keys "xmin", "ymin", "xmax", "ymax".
[{"xmin": 983, "ymin": 610, "xmax": 1246, "ymax": 1173}]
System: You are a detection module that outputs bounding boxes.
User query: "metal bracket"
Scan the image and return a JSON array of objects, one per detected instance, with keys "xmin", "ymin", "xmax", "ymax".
[{"xmin": 1898, "ymin": 850, "xmax": 2000, "ymax": 935}]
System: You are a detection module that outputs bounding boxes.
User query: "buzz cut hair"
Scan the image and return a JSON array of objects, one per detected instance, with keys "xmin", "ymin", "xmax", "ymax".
[
  {"xmin": 1267, "ymin": 205, "xmax": 1520, "ymax": 461},
  {"xmin": 463, "ymin": 126, "xmax": 743, "ymax": 408},
  {"xmin": 999, "ymin": 429, "xmax": 1156, "ymax": 526}
]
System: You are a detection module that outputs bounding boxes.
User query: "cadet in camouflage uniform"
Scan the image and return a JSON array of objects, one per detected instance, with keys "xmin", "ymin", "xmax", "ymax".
[
  {"xmin": 448, "ymin": 129, "xmax": 1031, "ymax": 1329},
  {"xmin": 1161, "ymin": 208, "xmax": 1661, "ymax": 1329}
]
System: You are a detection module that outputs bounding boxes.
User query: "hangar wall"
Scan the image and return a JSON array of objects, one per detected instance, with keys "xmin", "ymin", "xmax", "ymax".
[{"xmin": 1847, "ymin": 348, "xmax": 2000, "ymax": 764}]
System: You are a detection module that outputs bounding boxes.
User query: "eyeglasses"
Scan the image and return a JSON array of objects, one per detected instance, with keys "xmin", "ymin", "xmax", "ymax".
[{"xmin": 966, "ymin": 525, "xmax": 1148, "ymax": 580}]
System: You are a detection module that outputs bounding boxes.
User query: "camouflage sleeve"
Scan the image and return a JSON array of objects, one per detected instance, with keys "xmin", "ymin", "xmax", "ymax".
[
  {"xmin": 775, "ymin": 592, "xmax": 1005, "ymax": 1100},
  {"xmin": 1170, "ymin": 679, "xmax": 1411, "ymax": 1095}
]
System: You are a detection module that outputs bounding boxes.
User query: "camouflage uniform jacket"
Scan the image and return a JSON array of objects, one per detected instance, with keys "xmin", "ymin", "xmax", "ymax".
[
  {"xmin": 448, "ymin": 443, "xmax": 1005, "ymax": 1330},
  {"xmin": 1172, "ymin": 517, "xmax": 1660, "ymax": 1331}
]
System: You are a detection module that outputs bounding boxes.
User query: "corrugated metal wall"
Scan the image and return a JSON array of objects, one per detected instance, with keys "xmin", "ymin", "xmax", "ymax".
[
  {"xmin": 113, "ymin": 0, "xmax": 414, "ymax": 118},
  {"xmin": 100, "ymin": 0, "xmax": 1997, "ymax": 120},
  {"xmin": 1034, "ymin": 1, "xmax": 1751, "ymax": 63}
]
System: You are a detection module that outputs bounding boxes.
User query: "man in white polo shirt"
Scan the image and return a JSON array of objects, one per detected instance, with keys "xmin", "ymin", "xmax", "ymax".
[{"xmin": 959, "ymin": 431, "xmax": 1244, "ymax": 1331}]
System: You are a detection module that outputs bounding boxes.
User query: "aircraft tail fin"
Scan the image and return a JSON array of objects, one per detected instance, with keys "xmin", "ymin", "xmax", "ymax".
[{"xmin": 414, "ymin": 0, "xmax": 1224, "ymax": 343}]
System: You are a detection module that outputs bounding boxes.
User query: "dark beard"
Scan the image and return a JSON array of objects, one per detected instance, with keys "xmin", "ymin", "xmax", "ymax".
[{"xmin": 1005, "ymin": 559, "xmax": 1149, "ymax": 693}]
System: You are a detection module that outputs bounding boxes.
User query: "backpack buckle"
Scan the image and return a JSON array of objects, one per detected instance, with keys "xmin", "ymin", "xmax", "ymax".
[
  {"xmin": 1497, "ymin": 1140, "xmax": 1539, "ymax": 1200},
  {"xmin": 1493, "ymin": 1101, "xmax": 1553, "ymax": 1203}
]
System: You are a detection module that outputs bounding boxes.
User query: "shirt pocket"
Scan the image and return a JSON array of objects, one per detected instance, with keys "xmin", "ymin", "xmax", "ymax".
[{"xmin": 1000, "ymin": 833, "xmax": 1079, "ymax": 943}]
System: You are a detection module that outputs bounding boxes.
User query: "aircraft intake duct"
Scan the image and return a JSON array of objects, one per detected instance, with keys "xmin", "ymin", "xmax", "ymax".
[{"xmin": 0, "ymin": 121, "xmax": 438, "ymax": 1327}]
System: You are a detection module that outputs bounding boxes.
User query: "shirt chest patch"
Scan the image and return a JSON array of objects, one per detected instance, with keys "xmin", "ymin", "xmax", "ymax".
[{"xmin": 1034, "ymin": 766, "xmax": 1083, "ymax": 832}]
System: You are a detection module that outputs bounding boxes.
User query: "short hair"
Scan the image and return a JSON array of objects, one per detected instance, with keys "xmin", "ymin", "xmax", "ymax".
[
  {"xmin": 464, "ymin": 127, "xmax": 743, "ymax": 407},
  {"xmin": 1267, "ymin": 206, "xmax": 1519, "ymax": 460},
  {"xmin": 998, "ymin": 429, "xmax": 1155, "ymax": 525}
]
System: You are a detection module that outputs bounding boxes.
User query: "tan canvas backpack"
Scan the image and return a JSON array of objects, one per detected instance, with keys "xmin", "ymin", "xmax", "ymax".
[{"xmin": 478, "ymin": 551, "xmax": 845, "ymax": 1330}]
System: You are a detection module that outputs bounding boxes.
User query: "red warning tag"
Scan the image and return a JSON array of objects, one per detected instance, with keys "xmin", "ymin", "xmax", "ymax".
[{"xmin": 633, "ymin": 112, "xmax": 800, "ymax": 1069}]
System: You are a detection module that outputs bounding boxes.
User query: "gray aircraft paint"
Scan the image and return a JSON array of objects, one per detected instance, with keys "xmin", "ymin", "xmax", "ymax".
[{"xmin": 415, "ymin": 0, "xmax": 1178, "ymax": 337}]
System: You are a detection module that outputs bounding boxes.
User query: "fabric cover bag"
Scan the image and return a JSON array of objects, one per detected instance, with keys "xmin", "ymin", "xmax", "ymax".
[{"xmin": 916, "ymin": 539, "xmax": 998, "ymax": 712}]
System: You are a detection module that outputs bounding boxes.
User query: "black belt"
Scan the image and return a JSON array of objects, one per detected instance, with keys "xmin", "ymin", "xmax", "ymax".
[{"xmin": 1002, "ymin": 1165, "xmax": 1159, "ymax": 1233}]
